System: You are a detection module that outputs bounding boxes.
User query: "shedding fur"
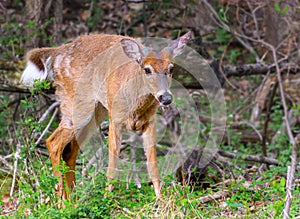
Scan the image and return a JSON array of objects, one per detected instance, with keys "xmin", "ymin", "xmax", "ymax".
[{"xmin": 20, "ymin": 33, "xmax": 191, "ymax": 200}]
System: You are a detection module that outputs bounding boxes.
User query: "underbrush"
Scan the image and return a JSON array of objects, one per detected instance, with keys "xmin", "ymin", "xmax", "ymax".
[{"xmin": 1, "ymin": 160, "xmax": 299, "ymax": 218}]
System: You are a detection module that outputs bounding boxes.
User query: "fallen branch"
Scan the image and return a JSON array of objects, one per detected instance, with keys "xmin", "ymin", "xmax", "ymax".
[
  {"xmin": 224, "ymin": 62, "xmax": 299, "ymax": 77},
  {"xmin": 197, "ymin": 190, "xmax": 230, "ymax": 204},
  {"xmin": 125, "ymin": 0, "xmax": 152, "ymax": 2},
  {"xmin": 218, "ymin": 149, "xmax": 279, "ymax": 166}
]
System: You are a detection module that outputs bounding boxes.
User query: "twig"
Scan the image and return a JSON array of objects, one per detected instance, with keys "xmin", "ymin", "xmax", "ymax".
[
  {"xmin": 38, "ymin": 101, "xmax": 59, "ymax": 123},
  {"xmin": 0, "ymin": 168, "xmax": 11, "ymax": 175},
  {"xmin": 236, "ymin": 120, "xmax": 263, "ymax": 141},
  {"xmin": 0, "ymin": 94, "xmax": 31, "ymax": 113},
  {"xmin": 283, "ymin": 134, "xmax": 300, "ymax": 219},
  {"xmin": 3, "ymin": 154, "xmax": 13, "ymax": 159},
  {"xmin": 35, "ymin": 107, "xmax": 59, "ymax": 145},
  {"xmin": 10, "ymin": 143, "xmax": 21, "ymax": 197},
  {"xmin": 0, "ymin": 155, "xmax": 13, "ymax": 171},
  {"xmin": 202, "ymin": 0, "xmax": 259, "ymax": 58},
  {"xmin": 36, "ymin": 148, "xmax": 49, "ymax": 157},
  {"xmin": 218, "ymin": 37, "xmax": 240, "ymax": 91},
  {"xmin": 82, "ymin": 146, "xmax": 104, "ymax": 177}
]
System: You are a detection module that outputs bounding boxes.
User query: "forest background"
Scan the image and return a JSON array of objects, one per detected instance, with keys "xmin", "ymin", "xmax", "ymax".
[{"xmin": 0, "ymin": 0, "xmax": 300, "ymax": 218}]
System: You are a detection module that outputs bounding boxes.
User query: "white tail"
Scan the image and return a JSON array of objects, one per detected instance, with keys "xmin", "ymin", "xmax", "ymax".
[{"xmin": 21, "ymin": 48, "xmax": 54, "ymax": 85}]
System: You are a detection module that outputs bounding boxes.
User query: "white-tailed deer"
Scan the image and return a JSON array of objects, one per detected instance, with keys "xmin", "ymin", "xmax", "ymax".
[{"xmin": 21, "ymin": 32, "xmax": 191, "ymax": 199}]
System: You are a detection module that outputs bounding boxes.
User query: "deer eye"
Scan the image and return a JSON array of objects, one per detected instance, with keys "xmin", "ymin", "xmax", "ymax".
[{"xmin": 144, "ymin": 67, "xmax": 152, "ymax": 75}]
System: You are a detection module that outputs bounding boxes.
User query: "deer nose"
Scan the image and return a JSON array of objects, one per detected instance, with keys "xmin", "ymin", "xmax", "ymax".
[{"xmin": 158, "ymin": 93, "xmax": 173, "ymax": 105}]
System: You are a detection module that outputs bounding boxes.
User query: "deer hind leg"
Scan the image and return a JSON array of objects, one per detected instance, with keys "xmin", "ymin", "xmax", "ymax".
[
  {"xmin": 142, "ymin": 119, "xmax": 162, "ymax": 198},
  {"xmin": 46, "ymin": 124, "xmax": 74, "ymax": 199},
  {"xmin": 62, "ymin": 139, "xmax": 79, "ymax": 198}
]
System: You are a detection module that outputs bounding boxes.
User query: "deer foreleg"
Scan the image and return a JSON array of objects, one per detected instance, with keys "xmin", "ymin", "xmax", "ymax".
[
  {"xmin": 106, "ymin": 121, "xmax": 121, "ymax": 192},
  {"xmin": 142, "ymin": 119, "xmax": 162, "ymax": 198}
]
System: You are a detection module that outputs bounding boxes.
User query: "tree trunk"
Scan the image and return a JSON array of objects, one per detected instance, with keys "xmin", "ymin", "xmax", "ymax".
[
  {"xmin": 52, "ymin": 0, "xmax": 63, "ymax": 46},
  {"xmin": 25, "ymin": 0, "xmax": 44, "ymax": 53},
  {"xmin": 264, "ymin": 0, "xmax": 279, "ymax": 62}
]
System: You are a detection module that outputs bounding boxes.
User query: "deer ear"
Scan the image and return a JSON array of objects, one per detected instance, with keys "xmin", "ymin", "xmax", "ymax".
[
  {"xmin": 168, "ymin": 31, "xmax": 191, "ymax": 58},
  {"xmin": 121, "ymin": 39, "xmax": 143, "ymax": 63}
]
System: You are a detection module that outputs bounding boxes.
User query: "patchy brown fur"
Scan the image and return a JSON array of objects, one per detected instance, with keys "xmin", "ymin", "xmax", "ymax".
[
  {"xmin": 22, "ymin": 32, "xmax": 190, "ymax": 200},
  {"xmin": 25, "ymin": 34, "xmax": 165, "ymax": 199}
]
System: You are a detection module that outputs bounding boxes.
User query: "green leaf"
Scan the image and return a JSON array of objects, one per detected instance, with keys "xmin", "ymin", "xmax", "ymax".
[
  {"xmin": 217, "ymin": 45, "xmax": 227, "ymax": 52},
  {"xmin": 26, "ymin": 21, "xmax": 36, "ymax": 28},
  {"xmin": 281, "ymin": 5, "xmax": 289, "ymax": 15},
  {"xmin": 279, "ymin": 177, "xmax": 286, "ymax": 187},
  {"xmin": 274, "ymin": 2, "xmax": 281, "ymax": 13},
  {"xmin": 21, "ymin": 99, "xmax": 27, "ymax": 104}
]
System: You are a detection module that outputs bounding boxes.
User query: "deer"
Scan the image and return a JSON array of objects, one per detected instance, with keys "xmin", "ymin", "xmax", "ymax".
[{"xmin": 20, "ymin": 31, "xmax": 191, "ymax": 200}]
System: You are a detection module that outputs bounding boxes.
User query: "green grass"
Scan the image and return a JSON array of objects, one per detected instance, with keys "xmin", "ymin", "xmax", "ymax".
[{"xmin": 0, "ymin": 160, "xmax": 298, "ymax": 218}]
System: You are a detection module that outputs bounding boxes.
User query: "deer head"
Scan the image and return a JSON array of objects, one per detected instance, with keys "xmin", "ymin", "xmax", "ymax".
[{"xmin": 121, "ymin": 31, "xmax": 191, "ymax": 106}]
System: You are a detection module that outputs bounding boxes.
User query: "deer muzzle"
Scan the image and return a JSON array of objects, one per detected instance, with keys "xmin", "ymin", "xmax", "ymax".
[{"xmin": 158, "ymin": 92, "xmax": 173, "ymax": 105}]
